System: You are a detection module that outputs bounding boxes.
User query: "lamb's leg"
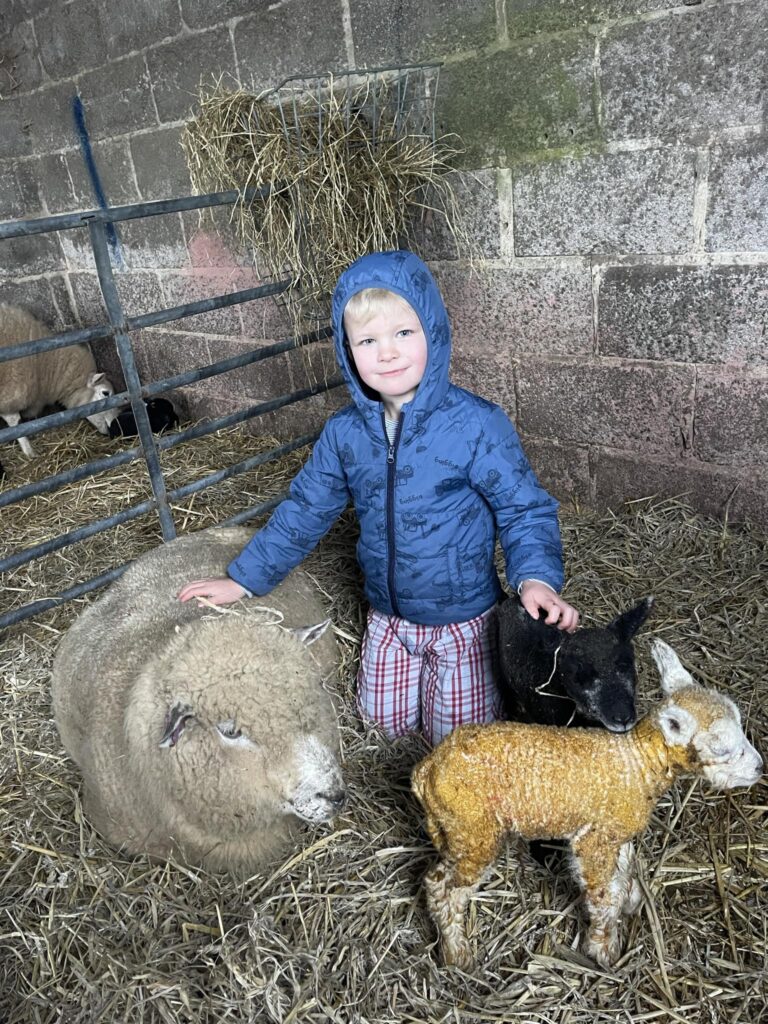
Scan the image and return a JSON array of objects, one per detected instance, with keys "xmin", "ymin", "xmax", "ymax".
[
  {"xmin": 424, "ymin": 860, "xmax": 476, "ymax": 969},
  {"xmin": 570, "ymin": 832, "xmax": 630, "ymax": 968},
  {"xmin": 1, "ymin": 412, "xmax": 34, "ymax": 456},
  {"xmin": 618, "ymin": 841, "xmax": 642, "ymax": 916},
  {"xmin": 423, "ymin": 835, "xmax": 498, "ymax": 970}
]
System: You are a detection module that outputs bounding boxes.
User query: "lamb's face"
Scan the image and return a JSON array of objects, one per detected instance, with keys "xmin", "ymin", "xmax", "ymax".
[
  {"xmin": 559, "ymin": 630, "xmax": 638, "ymax": 733},
  {"xmin": 511, "ymin": 595, "xmax": 651, "ymax": 733},
  {"xmin": 679, "ymin": 690, "xmax": 763, "ymax": 790},
  {"xmin": 651, "ymin": 639, "xmax": 762, "ymax": 790}
]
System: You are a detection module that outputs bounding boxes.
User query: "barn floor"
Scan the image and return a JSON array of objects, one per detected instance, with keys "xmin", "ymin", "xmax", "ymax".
[{"xmin": 1, "ymin": 423, "xmax": 766, "ymax": 1024}]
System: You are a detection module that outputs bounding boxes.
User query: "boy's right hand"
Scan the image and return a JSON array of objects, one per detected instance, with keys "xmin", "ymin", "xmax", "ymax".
[
  {"xmin": 177, "ymin": 577, "xmax": 248, "ymax": 606},
  {"xmin": 519, "ymin": 579, "xmax": 580, "ymax": 633}
]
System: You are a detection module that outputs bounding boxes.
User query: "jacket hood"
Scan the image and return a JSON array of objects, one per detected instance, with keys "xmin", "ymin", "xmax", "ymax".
[{"xmin": 331, "ymin": 250, "xmax": 451, "ymax": 442}]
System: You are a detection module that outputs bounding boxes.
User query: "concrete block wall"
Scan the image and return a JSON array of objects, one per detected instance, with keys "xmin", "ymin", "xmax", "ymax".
[{"xmin": 1, "ymin": 0, "xmax": 766, "ymax": 523}]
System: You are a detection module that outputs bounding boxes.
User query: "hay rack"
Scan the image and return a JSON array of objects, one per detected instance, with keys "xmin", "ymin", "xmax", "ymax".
[{"xmin": 183, "ymin": 63, "xmax": 464, "ymax": 334}]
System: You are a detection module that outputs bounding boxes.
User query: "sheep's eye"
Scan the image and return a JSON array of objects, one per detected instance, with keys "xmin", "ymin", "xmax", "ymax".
[
  {"xmin": 709, "ymin": 742, "xmax": 732, "ymax": 759},
  {"xmin": 217, "ymin": 720, "xmax": 242, "ymax": 740}
]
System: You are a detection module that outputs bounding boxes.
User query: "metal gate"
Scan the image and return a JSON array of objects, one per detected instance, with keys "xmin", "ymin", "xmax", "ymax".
[{"xmin": 0, "ymin": 186, "xmax": 343, "ymax": 630}]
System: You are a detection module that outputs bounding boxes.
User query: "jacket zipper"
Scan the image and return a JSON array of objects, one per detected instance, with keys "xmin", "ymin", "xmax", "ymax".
[{"xmin": 384, "ymin": 411, "xmax": 404, "ymax": 617}]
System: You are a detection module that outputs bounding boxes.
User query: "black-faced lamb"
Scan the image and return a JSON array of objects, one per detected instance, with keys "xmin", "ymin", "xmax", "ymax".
[
  {"xmin": 51, "ymin": 527, "xmax": 346, "ymax": 876},
  {"xmin": 108, "ymin": 397, "xmax": 179, "ymax": 438},
  {"xmin": 496, "ymin": 595, "xmax": 653, "ymax": 732},
  {"xmin": 412, "ymin": 639, "xmax": 762, "ymax": 969},
  {"xmin": 0, "ymin": 304, "xmax": 116, "ymax": 456}
]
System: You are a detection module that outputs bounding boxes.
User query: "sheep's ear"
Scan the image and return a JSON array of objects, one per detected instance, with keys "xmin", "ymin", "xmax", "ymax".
[
  {"xmin": 658, "ymin": 704, "xmax": 697, "ymax": 746},
  {"xmin": 291, "ymin": 619, "xmax": 331, "ymax": 647},
  {"xmin": 87, "ymin": 371, "xmax": 108, "ymax": 388},
  {"xmin": 651, "ymin": 639, "xmax": 695, "ymax": 694},
  {"xmin": 159, "ymin": 702, "xmax": 195, "ymax": 748},
  {"xmin": 609, "ymin": 596, "xmax": 654, "ymax": 640}
]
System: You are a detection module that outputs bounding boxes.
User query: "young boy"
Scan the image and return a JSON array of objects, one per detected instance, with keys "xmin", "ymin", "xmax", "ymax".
[{"xmin": 179, "ymin": 250, "xmax": 578, "ymax": 745}]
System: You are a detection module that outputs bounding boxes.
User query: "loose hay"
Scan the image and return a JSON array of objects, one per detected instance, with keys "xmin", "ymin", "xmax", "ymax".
[
  {"xmin": 181, "ymin": 71, "xmax": 469, "ymax": 337},
  {"xmin": 1, "ymin": 424, "xmax": 767, "ymax": 1023}
]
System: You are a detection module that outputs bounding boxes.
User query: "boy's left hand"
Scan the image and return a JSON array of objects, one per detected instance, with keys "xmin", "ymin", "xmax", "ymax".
[{"xmin": 519, "ymin": 580, "xmax": 580, "ymax": 633}]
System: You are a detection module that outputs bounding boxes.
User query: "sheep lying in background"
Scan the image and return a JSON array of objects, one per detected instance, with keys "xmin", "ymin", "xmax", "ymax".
[
  {"xmin": 496, "ymin": 595, "xmax": 653, "ymax": 732},
  {"xmin": 52, "ymin": 527, "xmax": 346, "ymax": 876},
  {"xmin": 412, "ymin": 639, "xmax": 762, "ymax": 969},
  {"xmin": 0, "ymin": 304, "xmax": 115, "ymax": 456}
]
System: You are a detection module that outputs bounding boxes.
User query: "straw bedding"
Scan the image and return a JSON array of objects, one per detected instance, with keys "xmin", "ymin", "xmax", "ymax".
[{"xmin": 1, "ymin": 422, "xmax": 766, "ymax": 1023}]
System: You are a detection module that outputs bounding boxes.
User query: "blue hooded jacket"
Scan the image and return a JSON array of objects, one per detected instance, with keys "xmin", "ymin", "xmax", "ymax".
[{"xmin": 228, "ymin": 250, "xmax": 563, "ymax": 625}]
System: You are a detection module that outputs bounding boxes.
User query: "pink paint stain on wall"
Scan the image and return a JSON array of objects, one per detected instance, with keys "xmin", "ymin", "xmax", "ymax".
[
  {"xmin": 185, "ymin": 229, "xmax": 291, "ymax": 340},
  {"xmin": 188, "ymin": 229, "xmax": 245, "ymax": 270}
]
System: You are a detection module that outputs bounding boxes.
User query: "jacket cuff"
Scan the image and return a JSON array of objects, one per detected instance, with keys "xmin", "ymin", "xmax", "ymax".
[
  {"xmin": 227, "ymin": 559, "xmax": 267, "ymax": 597},
  {"xmin": 517, "ymin": 578, "xmax": 558, "ymax": 597}
]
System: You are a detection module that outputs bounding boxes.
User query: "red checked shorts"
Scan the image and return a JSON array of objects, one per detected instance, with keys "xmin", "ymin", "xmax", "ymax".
[{"xmin": 355, "ymin": 605, "xmax": 503, "ymax": 746}]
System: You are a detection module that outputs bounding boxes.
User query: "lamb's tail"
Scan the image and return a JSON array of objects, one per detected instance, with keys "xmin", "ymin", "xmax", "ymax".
[
  {"xmin": 410, "ymin": 758, "xmax": 430, "ymax": 806},
  {"xmin": 412, "ymin": 757, "xmax": 452, "ymax": 856}
]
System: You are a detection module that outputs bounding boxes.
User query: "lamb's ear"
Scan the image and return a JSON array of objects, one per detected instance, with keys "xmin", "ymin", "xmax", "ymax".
[
  {"xmin": 159, "ymin": 702, "xmax": 195, "ymax": 748},
  {"xmin": 651, "ymin": 638, "xmax": 695, "ymax": 694},
  {"xmin": 657, "ymin": 703, "xmax": 697, "ymax": 746},
  {"xmin": 291, "ymin": 619, "xmax": 331, "ymax": 647},
  {"xmin": 87, "ymin": 371, "xmax": 108, "ymax": 388},
  {"xmin": 609, "ymin": 596, "xmax": 654, "ymax": 640}
]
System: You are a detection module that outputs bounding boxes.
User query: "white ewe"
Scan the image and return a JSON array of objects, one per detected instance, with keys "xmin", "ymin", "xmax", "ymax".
[{"xmin": 52, "ymin": 527, "xmax": 346, "ymax": 876}]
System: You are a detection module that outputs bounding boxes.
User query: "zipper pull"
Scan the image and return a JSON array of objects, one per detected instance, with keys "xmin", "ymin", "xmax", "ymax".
[{"xmin": 387, "ymin": 444, "xmax": 395, "ymax": 464}]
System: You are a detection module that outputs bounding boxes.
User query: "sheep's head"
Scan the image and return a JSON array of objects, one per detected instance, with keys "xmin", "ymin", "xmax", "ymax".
[
  {"xmin": 129, "ymin": 616, "xmax": 345, "ymax": 834},
  {"xmin": 652, "ymin": 639, "xmax": 762, "ymax": 789},
  {"xmin": 68, "ymin": 371, "xmax": 117, "ymax": 434},
  {"xmin": 556, "ymin": 596, "xmax": 653, "ymax": 732}
]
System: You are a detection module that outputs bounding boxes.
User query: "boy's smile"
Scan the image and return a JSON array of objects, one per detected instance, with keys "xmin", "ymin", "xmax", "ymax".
[{"xmin": 344, "ymin": 298, "xmax": 428, "ymax": 418}]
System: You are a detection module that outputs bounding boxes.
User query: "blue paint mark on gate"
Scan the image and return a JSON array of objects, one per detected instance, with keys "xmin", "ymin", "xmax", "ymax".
[{"xmin": 72, "ymin": 94, "xmax": 125, "ymax": 269}]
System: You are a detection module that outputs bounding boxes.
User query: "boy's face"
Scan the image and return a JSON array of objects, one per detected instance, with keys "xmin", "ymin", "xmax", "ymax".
[{"xmin": 343, "ymin": 296, "xmax": 428, "ymax": 417}]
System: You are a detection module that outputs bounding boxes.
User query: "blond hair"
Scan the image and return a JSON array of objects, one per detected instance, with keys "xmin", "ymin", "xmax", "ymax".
[{"xmin": 343, "ymin": 288, "xmax": 413, "ymax": 325}]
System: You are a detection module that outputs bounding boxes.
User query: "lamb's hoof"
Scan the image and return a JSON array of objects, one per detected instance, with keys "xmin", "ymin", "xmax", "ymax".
[
  {"xmin": 584, "ymin": 931, "xmax": 621, "ymax": 969},
  {"xmin": 443, "ymin": 941, "xmax": 474, "ymax": 971},
  {"xmin": 623, "ymin": 879, "xmax": 642, "ymax": 916}
]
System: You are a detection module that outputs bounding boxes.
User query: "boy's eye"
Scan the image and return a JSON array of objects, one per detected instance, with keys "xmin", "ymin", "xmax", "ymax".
[
  {"xmin": 354, "ymin": 337, "xmax": 375, "ymax": 346},
  {"xmin": 397, "ymin": 329, "xmax": 413, "ymax": 338}
]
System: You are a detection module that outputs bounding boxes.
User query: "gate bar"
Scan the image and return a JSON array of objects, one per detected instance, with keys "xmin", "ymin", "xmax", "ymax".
[
  {"xmin": 0, "ymin": 280, "xmax": 291, "ymax": 365},
  {"xmin": 0, "ymin": 495, "xmax": 289, "ymax": 632},
  {"xmin": 0, "ymin": 185, "xmax": 273, "ymax": 240},
  {"xmin": 0, "ymin": 380, "xmax": 343, "ymax": 570},
  {"xmin": 1, "ymin": 429, "xmax": 316, "ymax": 575},
  {"xmin": 0, "ymin": 326, "xmax": 334, "ymax": 447},
  {"xmin": 0, "ymin": 375, "xmax": 343, "ymax": 511},
  {"xmin": 88, "ymin": 218, "xmax": 176, "ymax": 541}
]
